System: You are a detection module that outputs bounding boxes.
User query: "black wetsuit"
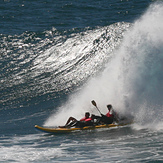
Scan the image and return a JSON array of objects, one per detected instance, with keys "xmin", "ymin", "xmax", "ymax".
[
  {"xmin": 93, "ymin": 114, "xmax": 113, "ymax": 125},
  {"xmin": 68, "ymin": 120, "xmax": 94, "ymax": 128}
]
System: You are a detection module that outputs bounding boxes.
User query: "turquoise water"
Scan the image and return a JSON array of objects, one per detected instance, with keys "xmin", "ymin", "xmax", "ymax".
[{"xmin": 0, "ymin": 0, "xmax": 163, "ymax": 162}]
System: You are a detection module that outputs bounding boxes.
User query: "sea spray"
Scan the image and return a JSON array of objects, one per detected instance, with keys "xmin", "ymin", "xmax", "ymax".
[
  {"xmin": 119, "ymin": 2, "xmax": 163, "ymax": 126},
  {"xmin": 44, "ymin": 2, "xmax": 163, "ymax": 128}
]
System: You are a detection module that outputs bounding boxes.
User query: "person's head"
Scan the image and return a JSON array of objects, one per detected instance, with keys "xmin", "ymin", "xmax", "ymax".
[
  {"xmin": 85, "ymin": 112, "xmax": 90, "ymax": 118},
  {"xmin": 107, "ymin": 104, "xmax": 112, "ymax": 110}
]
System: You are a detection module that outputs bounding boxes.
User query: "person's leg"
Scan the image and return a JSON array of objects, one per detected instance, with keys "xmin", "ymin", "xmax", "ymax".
[
  {"xmin": 65, "ymin": 117, "xmax": 77, "ymax": 126},
  {"xmin": 59, "ymin": 117, "xmax": 77, "ymax": 128},
  {"xmin": 75, "ymin": 121, "xmax": 86, "ymax": 128}
]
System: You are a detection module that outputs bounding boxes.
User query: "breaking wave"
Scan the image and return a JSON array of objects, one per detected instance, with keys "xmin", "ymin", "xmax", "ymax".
[{"xmin": 45, "ymin": 2, "xmax": 163, "ymax": 129}]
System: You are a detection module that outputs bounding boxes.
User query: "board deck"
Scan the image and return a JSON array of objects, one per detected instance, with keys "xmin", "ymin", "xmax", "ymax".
[{"xmin": 35, "ymin": 123, "xmax": 131, "ymax": 134}]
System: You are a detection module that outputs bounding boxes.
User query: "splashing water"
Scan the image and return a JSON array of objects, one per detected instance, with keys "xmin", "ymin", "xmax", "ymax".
[
  {"xmin": 45, "ymin": 2, "xmax": 163, "ymax": 129},
  {"xmin": 120, "ymin": 2, "xmax": 163, "ymax": 127}
]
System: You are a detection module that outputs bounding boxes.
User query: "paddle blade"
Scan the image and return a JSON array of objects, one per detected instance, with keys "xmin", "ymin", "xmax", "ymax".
[{"xmin": 91, "ymin": 100, "xmax": 97, "ymax": 107}]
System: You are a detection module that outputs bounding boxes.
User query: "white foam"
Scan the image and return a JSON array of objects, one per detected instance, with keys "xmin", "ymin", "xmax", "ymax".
[{"xmin": 45, "ymin": 2, "xmax": 163, "ymax": 128}]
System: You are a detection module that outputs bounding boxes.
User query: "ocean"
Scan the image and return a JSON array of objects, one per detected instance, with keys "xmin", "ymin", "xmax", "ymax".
[{"xmin": 0, "ymin": 0, "xmax": 163, "ymax": 162}]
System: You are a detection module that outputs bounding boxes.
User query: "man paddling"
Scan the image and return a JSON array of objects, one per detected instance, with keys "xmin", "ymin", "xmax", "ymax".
[
  {"xmin": 91, "ymin": 101, "xmax": 119, "ymax": 125},
  {"xmin": 59, "ymin": 112, "xmax": 93, "ymax": 128},
  {"xmin": 103, "ymin": 104, "xmax": 118, "ymax": 123}
]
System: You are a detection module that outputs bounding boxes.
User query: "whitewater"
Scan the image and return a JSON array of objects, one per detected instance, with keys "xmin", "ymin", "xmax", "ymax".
[
  {"xmin": 45, "ymin": 3, "xmax": 163, "ymax": 131},
  {"xmin": 0, "ymin": 1, "xmax": 163, "ymax": 163}
]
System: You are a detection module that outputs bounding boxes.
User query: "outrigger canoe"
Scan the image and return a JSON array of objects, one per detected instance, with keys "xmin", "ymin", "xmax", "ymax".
[{"xmin": 35, "ymin": 122, "xmax": 132, "ymax": 134}]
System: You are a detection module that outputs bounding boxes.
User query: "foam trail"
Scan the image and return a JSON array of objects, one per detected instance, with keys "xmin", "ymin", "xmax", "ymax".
[{"xmin": 45, "ymin": 2, "xmax": 163, "ymax": 128}]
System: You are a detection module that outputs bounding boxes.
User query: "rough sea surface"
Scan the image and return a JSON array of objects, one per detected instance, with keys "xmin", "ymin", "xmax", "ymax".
[{"xmin": 0, "ymin": 0, "xmax": 163, "ymax": 162}]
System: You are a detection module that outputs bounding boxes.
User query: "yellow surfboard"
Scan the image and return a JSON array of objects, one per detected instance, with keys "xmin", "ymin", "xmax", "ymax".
[{"xmin": 35, "ymin": 123, "xmax": 131, "ymax": 134}]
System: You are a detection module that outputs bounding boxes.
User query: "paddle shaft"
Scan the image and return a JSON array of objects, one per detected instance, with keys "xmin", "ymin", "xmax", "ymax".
[{"xmin": 91, "ymin": 100, "xmax": 102, "ymax": 115}]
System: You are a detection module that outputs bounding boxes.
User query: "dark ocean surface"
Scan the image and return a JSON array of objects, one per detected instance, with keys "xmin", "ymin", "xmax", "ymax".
[{"xmin": 0, "ymin": 0, "xmax": 163, "ymax": 162}]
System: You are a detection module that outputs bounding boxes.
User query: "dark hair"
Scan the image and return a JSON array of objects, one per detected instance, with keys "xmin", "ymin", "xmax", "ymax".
[
  {"xmin": 85, "ymin": 112, "xmax": 90, "ymax": 116},
  {"xmin": 107, "ymin": 104, "xmax": 112, "ymax": 109}
]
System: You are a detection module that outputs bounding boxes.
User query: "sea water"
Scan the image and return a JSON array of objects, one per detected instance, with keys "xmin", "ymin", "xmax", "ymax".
[{"xmin": 0, "ymin": 0, "xmax": 163, "ymax": 162}]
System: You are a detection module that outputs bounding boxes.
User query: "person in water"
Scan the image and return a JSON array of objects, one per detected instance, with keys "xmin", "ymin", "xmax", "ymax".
[
  {"xmin": 59, "ymin": 112, "xmax": 93, "ymax": 128},
  {"xmin": 92, "ymin": 104, "xmax": 118, "ymax": 125}
]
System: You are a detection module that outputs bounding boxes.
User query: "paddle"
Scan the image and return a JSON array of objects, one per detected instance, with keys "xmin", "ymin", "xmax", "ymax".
[{"xmin": 91, "ymin": 100, "xmax": 102, "ymax": 115}]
